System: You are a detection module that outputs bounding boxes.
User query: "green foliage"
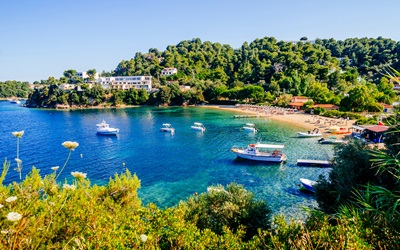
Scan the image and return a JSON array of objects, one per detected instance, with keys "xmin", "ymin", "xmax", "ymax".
[
  {"xmin": 184, "ymin": 183, "xmax": 271, "ymax": 240},
  {"xmin": 0, "ymin": 81, "xmax": 32, "ymax": 98},
  {"xmin": 322, "ymin": 109, "xmax": 361, "ymax": 119},
  {"xmin": 315, "ymin": 140, "xmax": 374, "ymax": 213},
  {"xmin": 313, "ymin": 106, "xmax": 325, "ymax": 115},
  {"xmin": 302, "ymin": 100, "xmax": 314, "ymax": 112}
]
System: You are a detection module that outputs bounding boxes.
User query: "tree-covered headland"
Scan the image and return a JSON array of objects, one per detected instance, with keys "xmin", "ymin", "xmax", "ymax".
[{"xmin": 22, "ymin": 37, "xmax": 399, "ymax": 110}]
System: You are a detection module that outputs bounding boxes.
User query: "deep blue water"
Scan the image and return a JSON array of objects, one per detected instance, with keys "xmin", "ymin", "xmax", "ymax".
[{"xmin": 0, "ymin": 101, "xmax": 333, "ymax": 219}]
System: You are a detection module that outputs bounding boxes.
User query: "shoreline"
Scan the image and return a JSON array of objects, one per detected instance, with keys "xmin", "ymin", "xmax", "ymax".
[{"xmin": 201, "ymin": 105, "xmax": 355, "ymax": 139}]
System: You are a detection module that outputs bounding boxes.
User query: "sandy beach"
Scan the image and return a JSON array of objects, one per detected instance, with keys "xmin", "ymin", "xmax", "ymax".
[{"xmin": 202, "ymin": 105, "xmax": 355, "ymax": 139}]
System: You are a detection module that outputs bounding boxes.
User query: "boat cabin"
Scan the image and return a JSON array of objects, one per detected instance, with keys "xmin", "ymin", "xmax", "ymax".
[{"xmin": 247, "ymin": 143, "xmax": 285, "ymax": 155}]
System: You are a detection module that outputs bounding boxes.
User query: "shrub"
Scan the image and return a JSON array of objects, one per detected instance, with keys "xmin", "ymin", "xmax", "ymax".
[{"xmin": 183, "ymin": 183, "xmax": 271, "ymax": 240}]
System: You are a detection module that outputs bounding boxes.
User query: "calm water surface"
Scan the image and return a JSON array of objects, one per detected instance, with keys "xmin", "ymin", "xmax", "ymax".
[{"xmin": 0, "ymin": 101, "xmax": 333, "ymax": 219}]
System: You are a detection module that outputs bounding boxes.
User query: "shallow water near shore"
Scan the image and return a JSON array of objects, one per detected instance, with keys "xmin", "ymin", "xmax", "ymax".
[{"xmin": 0, "ymin": 101, "xmax": 333, "ymax": 219}]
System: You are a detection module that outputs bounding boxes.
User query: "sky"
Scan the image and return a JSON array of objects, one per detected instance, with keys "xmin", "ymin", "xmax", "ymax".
[{"xmin": 1, "ymin": 0, "xmax": 400, "ymax": 83}]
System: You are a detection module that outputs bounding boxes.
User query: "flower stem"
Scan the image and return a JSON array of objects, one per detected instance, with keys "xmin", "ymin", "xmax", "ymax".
[{"xmin": 56, "ymin": 150, "xmax": 72, "ymax": 180}]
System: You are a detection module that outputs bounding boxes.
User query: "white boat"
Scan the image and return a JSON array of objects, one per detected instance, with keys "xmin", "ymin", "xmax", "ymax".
[
  {"xmin": 297, "ymin": 132, "xmax": 323, "ymax": 137},
  {"xmin": 299, "ymin": 178, "xmax": 318, "ymax": 192},
  {"xmin": 318, "ymin": 137, "xmax": 347, "ymax": 145},
  {"xmin": 297, "ymin": 128, "xmax": 322, "ymax": 137},
  {"xmin": 191, "ymin": 122, "xmax": 206, "ymax": 132},
  {"xmin": 231, "ymin": 143, "xmax": 287, "ymax": 162},
  {"xmin": 96, "ymin": 120, "xmax": 119, "ymax": 135},
  {"xmin": 160, "ymin": 123, "xmax": 175, "ymax": 133},
  {"xmin": 10, "ymin": 99, "xmax": 21, "ymax": 104},
  {"xmin": 242, "ymin": 123, "xmax": 258, "ymax": 133}
]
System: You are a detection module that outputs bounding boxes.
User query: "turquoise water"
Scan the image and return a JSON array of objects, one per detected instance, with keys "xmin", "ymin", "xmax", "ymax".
[{"xmin": 0, "ymin": 101, "xmax": 333, "ymax": 219}]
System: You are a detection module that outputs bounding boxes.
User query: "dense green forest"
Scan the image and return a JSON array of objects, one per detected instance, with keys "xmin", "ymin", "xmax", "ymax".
[
  {"xmin": 0, "ymin": 81, "xmax": 31, "ymax": 99},
  {"xmin": 21, "ymin": 37, "xmax": 399, "ymax": 110}
]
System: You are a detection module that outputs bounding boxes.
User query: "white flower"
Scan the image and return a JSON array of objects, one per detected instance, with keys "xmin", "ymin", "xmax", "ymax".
[
  {"xmin": 63, "ymin": 184, "xmax": 76, "ymax": 190},
  {"xmin": 15, "ymin": 158, "xmax": 22, "ymax": 164},
  {"xmin": 7, "ymin": 212, "xmax": 22, "ymax": 222},
  {"xmin": 62, "ymin": 141, "xmax": 79, "ymax": 151},
  {"xmin": 5, "ymin": 196, "xmax": 17, "ymax": 203},
  {"xmin": 12, "ymin": 131, "xmax": 24, "ymax": 138},
  {"xmin": 1, "ymin": 230, "xmax": 9, "ymax": 234},
  {"xmin": 51, "ymin": 166, "xmax": 59, "ymax": 171},
  {"xmin": 140, "ymin": 234, "xmax": 148, "ymax": 243},
  {"xmin": 0, "ymin": 204, "xmax": 4, "ymax": 209},
  {"xmin": 71, "ymin": 171, "xmax": 87, "ymax": 179}
]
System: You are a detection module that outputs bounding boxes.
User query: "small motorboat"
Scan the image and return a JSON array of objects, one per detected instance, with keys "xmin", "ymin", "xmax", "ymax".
[
  {"xmin": 10, "ymin": 99, "xmax": 21, "ymax": 104},
  {"xmin": 297, "ymin": 128, "xmax": 322, "ymax": 137},
  {"xmin": 231, "ymin": 143, "xmax": 286, "ymax": 162},
  {"xmin": 242, "ymin": 123, "xmax": 258, "ymax": 133},
  {"xmin": 160, "ymin": 123, "xmax": 175, "ymax": 134},
  {"xmin": 318, "ymin": 137, "xmax": 347, "ymax": 145},
  {"xmin": 299, "ymin": 178, "xmax": 318, "ymax": 192},
  {"xmin": 96, "ymin": 120, "xmax": 119, "ymax": 135},
  {"xmin": 191, "ymin": 122, "xmax": 206, "ymax": 132}
]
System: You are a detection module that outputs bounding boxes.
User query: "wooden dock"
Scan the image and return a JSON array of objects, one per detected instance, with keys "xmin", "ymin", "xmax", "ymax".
[
  {"xmin": 233, "ymin": 115, "xmax": 258, "ymax": 118},
  {"xmin": 297, "ymin": 159, "xmax": 331, "ymax": 167}
]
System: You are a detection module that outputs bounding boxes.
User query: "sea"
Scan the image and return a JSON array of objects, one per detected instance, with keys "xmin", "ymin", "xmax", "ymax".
[{"xmin": 0, "ymin": 101, "xmax": 334, "ymax": 219}]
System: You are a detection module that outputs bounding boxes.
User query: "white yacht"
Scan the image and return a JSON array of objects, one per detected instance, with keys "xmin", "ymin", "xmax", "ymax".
[
  {"xmin": 191, "ymin": 122, "xmax": 206, "ymax": 132},
  {"xmin": 160, "ymin": 123, "xmax": 175, "ymax": 134},
  {"xmin": 242, "ymin": 123, "xmax": 258, "ymax": 133},
  {"xmin": 231, "ymin": 143, "xmax": 286, "ymax": 162},
  {"xmin": 96, "ymin": 120, "xmax": 119, "ymax": 135}
]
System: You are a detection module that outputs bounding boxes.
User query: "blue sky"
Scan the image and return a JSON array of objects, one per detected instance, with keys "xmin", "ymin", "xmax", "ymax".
[{"xmin": 1, "ymin": 0, "xmax": 399, "ymax": 83}]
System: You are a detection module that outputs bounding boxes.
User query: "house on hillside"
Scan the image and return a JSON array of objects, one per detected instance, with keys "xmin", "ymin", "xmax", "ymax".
[
  {"xmin": 378, "ymin": 103, "xmax": 394, "ymax": 113},
  {"xmin": 390, "ymin": 77, "xmax": 400, "ymax": 90},
  {"xmin": 161, "ymin": 68, "xmax": 178, "ymax": 76}
]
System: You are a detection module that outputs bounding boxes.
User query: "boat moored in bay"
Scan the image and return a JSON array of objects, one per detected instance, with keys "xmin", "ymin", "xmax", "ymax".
[
  {"xmin": 242, "ymin": 123, "xmax": 258, "ymax": 133},
  {"xmin": 160, "ymin": 123, "xmax": 175, "ymax": 134},
  {"xmin": 299, "ymin": 178, "xmax": 318, "ymax": 192},
  {"xmin": 191, "ymin": 122, "xmax": 206, "ymax": 132},
  {"xmin": 96, "ymin": 120, "xmax": 119, "ymax": 135},
  {"xmin": 231, "ymin": 143, "xmax": 286, "ymax": 162}
]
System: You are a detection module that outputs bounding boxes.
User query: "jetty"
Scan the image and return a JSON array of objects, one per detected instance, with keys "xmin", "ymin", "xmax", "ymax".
[
  {"xmin": 297, "ymin": 159, "xmax": 331, "ymax": 168},
  {"xmin": 234, "ymin": 115, "xmax": 259, "ymax": 118}
]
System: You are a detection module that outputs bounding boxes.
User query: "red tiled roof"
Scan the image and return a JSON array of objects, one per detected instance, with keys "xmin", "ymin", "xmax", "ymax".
[
  {"xmin": 288, "ymin": 102, "xmax": 305, "ymax": 107},
  {"xmin": 378, "ymin": 103, "xmax": 393, "ymax": 108},
  {"xmin": 365, "ymin": 125, "xmax": 390, "ymax": 133},
  {"xmin": 313, "ymin": 104, "xmax": 340, "ymax": 109}
]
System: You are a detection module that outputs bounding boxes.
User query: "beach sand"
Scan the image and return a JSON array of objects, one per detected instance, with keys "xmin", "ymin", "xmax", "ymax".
[{"xmin": 202, "ymin": 105, "xmax": 355, "ymax": 139}]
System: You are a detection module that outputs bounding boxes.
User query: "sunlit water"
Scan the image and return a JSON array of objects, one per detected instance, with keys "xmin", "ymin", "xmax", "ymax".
[{"xmin": 0, "ymin": 101, "xmax": 334, "ymax": 219}]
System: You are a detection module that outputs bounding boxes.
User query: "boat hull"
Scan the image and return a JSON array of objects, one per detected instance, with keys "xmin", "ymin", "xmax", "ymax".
[
  {"xmin": 160, "ymin": 128, "xmax": 175, "ymax": 133},
  {"xmin": 297, "ymin": 132, "xmax": 322, "ymax": 137},
  {"xmin": 97, "ymin": 129, "xmax": 119, "ymax": 135},
  {"xmin": 318, "ymin": 139, "xmax": 346, "ymax": 144},
  {"xmin": 300, "ymin": 178, "xmax": 318, "ymax": 192},
  {"xmin": 242, "ymin": 127, "xmax": 257, "ymax": 132},
  {"xmin": 191, "ymin": 126, "xmax": 205, "ymax": 132},
  {"xmin": 232, "ymin": 150, "xmax": 286, "ymax": 162}
]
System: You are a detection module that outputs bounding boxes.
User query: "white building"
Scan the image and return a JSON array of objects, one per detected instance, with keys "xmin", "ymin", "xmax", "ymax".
[
  {"xmin": 76, "ymin": 71, "xmax": 100, "ymax": 80},
  {"xmin": 161, "ymin": 67, "xmax": 178, "ymax": 76},
  {"xmin": 96, "ymin": 76, "xmax": 152, "ymax": 92}
]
